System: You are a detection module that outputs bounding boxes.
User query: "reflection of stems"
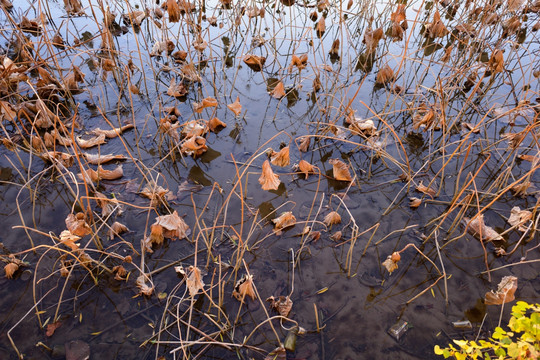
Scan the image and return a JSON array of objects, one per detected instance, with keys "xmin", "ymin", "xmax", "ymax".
[
  {"xmin": 434, "ymin": 230, "xmax": 448, "ymax": 305},
  {"xmin": 397, "ymin": 243, "xmax": 441, "ymax": 276}
]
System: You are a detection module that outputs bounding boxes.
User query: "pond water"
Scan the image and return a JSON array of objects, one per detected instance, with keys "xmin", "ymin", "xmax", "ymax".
[{"xmin": 0, "ymin": 0, "xmax": 539, "ymax": 359}]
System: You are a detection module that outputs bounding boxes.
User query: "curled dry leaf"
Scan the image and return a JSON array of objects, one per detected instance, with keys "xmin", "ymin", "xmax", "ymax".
[
  {"xmin": 507, "ymin": 206, "xmax": 532, "ymax": 232},
  {"xmin": 427, "ymin": 10, "xmax": 449, "ymax": 38},
  {"xmin": 233, "ymin": 274, "xmax": 256, "ymax": 302},
  {"xmin": 363, "ymin": 27, "xmax": 384, "ymax": 53},
  {"xmin": 136, "ymin": 275, "xmax": 154, "ymax": 296},
  {"xmin": 243, "ymin": 54, "xmax": 266, "ymax": 71},
  {"xmin": 176, "ymin": 265, "xmax": 205, "ymax": 297},
  {"xmin": 208, "ymin": 117, "xmax": 226, "ymax": 132},
  {"xmin": 376, "ymin": 65, "xmax": 394, "ymax": 85},
  {"xmin": 324, "ymin": 211, "xmax": 341, "ymax": 226},
  {"xmin": 181, "ymin": 63, "xmax": 202, "ymax": 82},
  {"xmin": 41, "ymin": 151, "xmax": 74, "ymax": 167},
  {"xmin": 66, "ymin": 213, "xmax": 92, "ymax": 237},
  {"xmin": 155, "ymin": 210, "xmax": 190, "ymax": 240},
  {"xmin": 4, "ymin": 262, "xmax": 18, "ymax": 279},
  {"xmin": 289, "ymin": 54, "xmax": 308, "ymax": 71},
  {"xmin": 416, "ymin": 181, "xmax": 436, "ymax": 197},
  {"xmin": 167, "ymin": 0, "xmax": 181, "ymax": 22},
  {"xmin": 463, "ymin": 215, "xmax": 504, "ymax": 242},
  {"xmin": 91, "ymin": 124, "xmax": 133, "ymax": 138},
  {"xmin": 108, "ymin": 221, "xmax": 129, "ymax": 240},
  {"xmin": 227, "ymin": 96, "xmax": 242, "ymax": 116},
  {"xmin": 113, "ymin": 265, "xmax": 128, "ymax": 281},
  {"xmin": 59, "ymin": 230, "xmax": 80, "ymax": 250},
  {"xmin": 270, "ymin": 81, "xmax": 286, "ymax": 98},
  {"xmin": 193, "ymin": 97, "xmax": 218, "ymax": 113},
  {"xmin": 382, "ymin": 252, "xmax": 401, "ymax": 274},
  {"xmin": 349, "ymin": 118, "xmax": 377, "ymax": 136},
  {"xmin": 259, "ymin": 160, "xmax": 281, "ymax": 191},
  {"xmin": 409, "ymin": 197, "xmax": 422, "ymax": 208},
  {"xmin": 297, "ymin": 160, "xmax": 314, "ymax": 179},
  {"xmin": 489, "ymin": 49, "xmax": 504, "ymax": 73},
  {"xmin": 181, "ymin": 120, "xmax": 207, "ymax": 138},
  {"xmin": 316, "ymin": 17, "xmax": 326, "ymax": 37},
  {"xmin": 331, "ymin": 231, "xmax": 342, "ymax": 241},
  {"xmin": 181, "ymin": 135, "xmax": 208, "ymax": 157},
  {"xmin": 76, "ymin": 134, "xmax": 106, "ymax": 149},
  {"xmin": 140, "ymin": 183, "xmax": 174, "ymax": 207},
  {"xmin": 97, "ymin": 165, "xmax": 123, "ymax": 180},
  {"xmin": 147, "ymin": 224, "xmax": 164, "ymax": 247},
  {"xmin": 272, "ymin": 211, "xmax": 296, "ymax": 232},
  {"xmin": 270, "ymin": 146, "xmax": 290, "ymax": 167},
  {"xmin": 484, "ymin": 276, "xmax": 518, "ymax": 305},
  {"xmin": 83, "ymin": 153, "xmax": 127, "ymax": 165},
  {"xmin": 78, "ymin": 167, "xmax": 99, "ymax": 183},
  {"xmin": 297, "ymin": 136, "xmax": 310, "ymax": 152},
  {"xmin": 329, "ymin": 39, "xmax": 340, "ymax": 56},
  {"xmin": 267, "ymin": 295, "xmax": 293, "ymax": 317},
  {"xmin": 329, "ymin": 158, "xmax": 353, "ymax": 182},
  {"xmin": 46, "ymin": 321, "xmax": 61, "ymax": 337},
  {"xmin": 167, "ymin": 78, "xmax": 188, "ymax": 97}
]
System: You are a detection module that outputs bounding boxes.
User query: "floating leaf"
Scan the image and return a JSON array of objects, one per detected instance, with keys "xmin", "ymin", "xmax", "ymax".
[
  {"xmin": 259, "ymin": 160, "xmax": 281, "ymax": 191},
  {"xmin": 507, "ymin": 207, "xmax": 532, "ymax": 232},
  {"xmin": 489, "ymin": 49, "xmax": 504, "ymax": 73},
  {"xmin": 176, "ymin": 265, "xmax": 205, "ymax": 297},
  {"xmin": 155, "ymin": 210, "xmax": 190, "ymax": 240},
  {"xmin": 297, "ymin": 136, "xmax": 310, "ymax": 152},
  {"xmin": 270, "ymin": 146, "xmax": 290, "ymax": 167},
  {"xmin": 233, "ymin": 274, "xmax": 256, "ymax": 302},
  {"xmin": 136, "ymin": 275, "xmax": 154, "ymax": 296},
  {"xmin": 376, "ymin": 65, "xmax": 394, "ymax": 85},
  {"xmin": 83, "ymin": 153, "xmax": 127, "ymax": 165},
  {"xmin": 193, "ymin": 97, "xmax": 218, "ymax": 113},
  {"xmin": 297, "ymin": 160, "xmax": 314, "ymax": 179},
  {"xmin": 427, "ymin": 10, "xmax": 449, "ymax": 38},
  {"xmin": 463, "ymin": 215, "xmax": 504, "ymax": 242},
  {"xmin": 324, "ymin": 211, "xmax": 341, "ymax": 226},
  {"xmin": 267, "ymin": 295, "xmax": 293, "ymax": 317},
  {"xmin": 4, "ymin": 262, "xmax": 18, "ymax": 279},
  {"xmin": 272, "ymin": 211, "xmax": 296, "ymax": 232},
  {"xmin": 316, "ymin": 17, "xmax": 326, "ymax": 37},
  {"xmin": 46, "ymin": 321, "xmax": 61, "ymax": 337},
  {"xmin": 289, "ymin": 54, "xmax": 308, "ymax": 71},
  {"xmin": 65, "ymin": 213, "xmax": 92, "ymax": 237},
  {"xmin": 76, "ymin": 134, "xmax": 106, "ymax": 149},
  {"xmin": 97, "ymin": 165, "xmax": 123, "ymax": 180},
  {"xmin": 349, "ymin": 118, "xmax": 377, "ymax": 136},
  {"xmin": 329, "ymin": 158, "xmax": 353, "ymax": 182},
  {"xmin": 416, "ymin": 181, "xmax": 436, "ymax": 197},
  {"xmin": 363, "ymin": 27, "xmax": 384, "ymax": 53},
  {"xmin": 167, "ymin": 0, "xmax": 181, "ymax": 22},
  {"xmin": 270, "ymin": 81, "xmax": 286, "ymax": 98},
  {"xmin": 181, "ymin": 135, "xmax": 207, "ymax": 157},
  {"xmin": 108, "ymin": 221, "xmax": 129, "ymax": 240},
  {"xmin": 409, "ymin": 197, "xmax": 422, "ymax": 208},
  {"xmin": 485, "ymin": 276, "xmax": 518, "ymax": 305},
  {"xmin": 167, "ymin": 78, "xmax": 188, "ymax": 97},
  {"xmin": 59, "ymin": 230, "xmax": 80, "ymax": 250},
  {"xmin": 382, "ymin": 252, "xmax": 401, "ymax": 274},
  {"xmin": 91, "ymin": 124, "xmax": 133, "ymax": 138},
  {"xmin": 227, "ymin": 96, "xmax": 242, "ymax": 116},
  {"xmin": 243, "ymin": 54, "xmax": 266, "ymax": 71},
  {"xmin": 208, "ymin": 117, "xmax": 227, "ymax": 132}
]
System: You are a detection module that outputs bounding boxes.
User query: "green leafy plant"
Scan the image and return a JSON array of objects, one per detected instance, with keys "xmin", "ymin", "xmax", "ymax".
[{"xmin": 434, "ymin": 301, "xmax": 540, "ymax": 359}]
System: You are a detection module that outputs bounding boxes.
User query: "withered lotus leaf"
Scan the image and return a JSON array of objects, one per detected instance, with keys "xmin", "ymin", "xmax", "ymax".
[
  {"xmin": 78, "ymin": 167, "xmax": 100, "ymax": 183},
  {"xmin": 76, "ymin": 134, "xmax": 106, "ymax": 149},
  {"xmin": 83, "ymin": 153, "xmax": 127, "ymax": 165},
  {"xmin": 270, "ymin": 81, "xmax": 286, "ymax": 98},
  {"xmin": 409, "ymin": 197, "xmax": 422, "ymax": 208},
  {"xmin": 363, "ymin": 27, "xmax": 384, "ymax": 53},
  {"xmin": 136, "ymin": 275, "xmax": 154, "ymax": 296},
  {"xmin": 167, "ymin": 0, "xmax": 181, "ymax": 22},
  {"xmin": 108, "ymin": 221, "xmax": 129, "ymax": 240},
  {"xmin": 259, "ymin": 160, "xmax": 281, "ymax": 191},
  {"xmin": 233, "ymin": 274, "xmax": 256, "ymax": 302},
  {"xmin": 49, "ymin": 130, "xmax": 72, "ymax": 146},
  {"xmin": 59, "ymin": 230, "xmax": 80, "ymax": 250},
  {"xmin": 324, "ymin": 211, "xmax": 341, "ymax": 226},
  {"xmin": 94, "ymin": 191, "xmax": 121, "ymax": 218},
  {"xmin": 329, "ymin": 39, "xmax": 340, "ymax": 56},
  {"xmin": 416, "ymin": 181, "xmax": 436, "ymax": 197},
  {"xmin": 390, "ymin": 4, "xmax": 406, "ymax": 23},
  {"xmin": 507, "ymin": 207, "xmax": 532, "ymax": 232},
  {"xmin": 41, "ymin": 151, "xmax": 74, "ymax": 167},
  {"xmin": 193, "ymin": 97, "xmax": 218, "ymax": 113},
  {"xmin": 112, "ymin": 265, "xmax": 127, "ymax": 281},
  {"xmin": 330, "ymin": 231, "xmax": 342, "ymax": 241},
  {"xmin": 489, "ymin": 49, "xmax": 504, "ymax": 73},
  {"xmin": 272, "ymin": 211, "xmax": 296, "ymax": 232},
  {"xmin": 297, "ymin": 160, "xmax": 314, "ymax": 179},
  {"xmin": 155, "ymin": 210, "xmax": 190, "ymax": 240},
  {"xmin": 349, "ymin": 118, "xmax": 377, "ymax": 136},
  {"xmin": 227, "ymin": 96, "xmax": 242, "ymax": 116},
  {"xmin": 270, "ymin": 146, "xmax": 290, "ymax": 167},
  {"xmin": 181, "ymin": 135, "xmax": 207, "ymax": 157},
  {"xmin": 97, "ymin": 165, "xmax": 123, "ymax": 180},
  {"xmin": 176, "ymin": 265, "xmax": 205, "ymax": 297},
  {"xmin": 65, "ymin": 213, "xmax": 92, "ymax": 237},
  {"xmin": 181, "ymin": 63, "xmax": 202, "ymax": 82},
  {"xmin": 167, "ymin": 78, "xmax": 188, "ymax": 97},
  {"xmin": 4, "ymin": 262, "xmax": 18, "ymax": 279},
  {"xmin": 376, "ymin": 65, "xmax": 394, "ymax": 85},
  {"xmin": 267, "ymin": 295, "xmax": 293, "ymax": 317},
  {"xmin": 484, "ymin": 276, "xmax": 518, "ymax": 305},
  {"xmin": 290, "ymin": 54, "xmax": 308, "ymax": 71},
  {"xmin": 140, "ymin": 183, "xmax": 174, "ymax": 207},
  {"xmin": 316, "ymin": 17, "xmax": 326, "ymax": 37},
  {"xmin": 297, "ymin": 136, "xmax": 310, "ymax": 152},
  {"xmin": 181, "ymin": 120, "xmax": 207, "ymax": 138},
  {"xmin": 208, "ymin": 117, "xmax": 227, "ymax": 132},
  {"xmin": 91, "ymin": 124, "xmax": 133, "ymax": 138},
  {"xmin": 382, "ymin": 252, "xmax": 401, "ymax": 274},
  {"xmin": 45, "ymin": 321, "xmax": 61, "ymax": 337},
  {"xmin": 427, "ymin": 10, "xmax": 449, "ymax": 38},
  {"xmin": 329, "ymin": 158, "xmax": 353, "ymax": 182},
  {"xmin": 148, "ymin": 224, "xmax": 164, "ymax": 246},
  {"xmin": 243, "ymin": 54, "xmax": 266, "ymax": 71},
  {"xmin": 463, "ymin": 215, "xmax": 504, "ymax": 242}
]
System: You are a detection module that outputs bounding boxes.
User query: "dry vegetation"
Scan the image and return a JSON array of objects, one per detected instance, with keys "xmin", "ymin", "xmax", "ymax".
[{"xmin": 0, "ymin": 0, "xmax": 539, "ymax": 359}]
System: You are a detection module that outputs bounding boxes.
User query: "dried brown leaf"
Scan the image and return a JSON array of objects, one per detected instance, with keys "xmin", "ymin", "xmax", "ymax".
[
  {"xmin": 324, "ymin": 211, "xmax": 341, "ymax": 226},
  {"xmin": 376, "ymin": 65, "xmax": 394, "ymax": 85},
  {"xmin": 46, "ymin": 321, "xmax": 61, "ymax": 337},
  {"xmin": 382, "ymin": 252, "xmax": 401, "ymax": 274},
  {"xmin": 180, "ymin": 135, "xmax": 207, "ymax": 157},
  {"xmin": 409, "ymin": 197, "xmax": 422, "ymax": 208},
  {"xmin": 59, "ymin": 230, "xmax": 80, "ymax": 250},
  {"xmin": 272, "ymin": 211, "xmax": 296, "ymax": 232},
  {"xmin": 227, "ymin": 96, "xmax": 242, "ymax": 116},
  {"xmin": 91, "ymin": 124, "xmax": 133, "ymax": 138},
  {"xmin": 259, "ymin": 160, "xmax": 281, "ymax": 191},
  {"xmin": 270, "ymin": 146, "xmax": 290, "ymax": 167},
  {"xmin": 297, "ymin": 136, "xmax": 310, "ymax": 152},
  {"xmin": 463, "ymin": 215, "xmax": 504, "ymax": 242},
  {"xmin": 83, "ymin": 153, "xmax": 127, "ymax": 165},
  {"xmin": 270, "ymin": 81, "xmax": 286, "ymax": 98},
  {"xmin": 416, "ymin": 181, "xmax": 436, "ymax": 197},
  {"xmin": 136, "ymin": 275, "xmax": 154, "ymax": 296},
  {"xmin": 243, "ymin": 54, "xmax": 266, "ymax": 71},
  {"xmin": 233, "ymin": 274, "xmax": 256, "ymax": 302},
  {"xmin": 267, "ymin": 295, "xmax": 293, "ymax": 317},
  {"xmin": 167, "ymin": 78, "xmax": 188, "ymax": 97},
  {"xmin": 97, "ymin": 165, "xmax": 123, "ymax": 180},
  {"xmin": 108, "ymin": 221, "xmax": 129, "ymax": 240},
  {"xmin": 507, "ymin": 207, "xmax": 532, "ymax": 232},
  {"xmin": 363, "ymin": 27, "xmax": 384, "ymax": 52},
  {"xmin": 4, "ymin": 262, "xmax": 18, "ymax": 279},
  {"xmin": 76, "ymin": 134, "xmax": 106, "ymax": 149},
  {"xmin": 484, "ymin": 276, "xmax": 518, "ymax": 305},
  {"xmin": 65, "ymin": 213, "xmax": 92, "ymax": 237},
  {"xmin": 329, "ymin": 158, "xmax": 353, "ymax": 182},
  {"xmin": 193, "ymin": 97, "xmax": 218, "ymax": 113},
  {"xmin": 297, "ymin": 160, "xmax": 314, "ymax": 179},
  {"xmin": 208, "ymin": 117, "xmax": 227, "ymax": 132},
  {"xmin": 176, "ymin": 265, "xmax": 205, "ymax": 296},
  {"xmin": 155, "ymin": 210, "xmax": 190, "ymax": 240}
]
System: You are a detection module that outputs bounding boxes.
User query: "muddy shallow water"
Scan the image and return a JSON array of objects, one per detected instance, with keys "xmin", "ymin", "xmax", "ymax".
[{"xmin": 0, "ymin": 0, "xmax": 539, "ymax": 359}]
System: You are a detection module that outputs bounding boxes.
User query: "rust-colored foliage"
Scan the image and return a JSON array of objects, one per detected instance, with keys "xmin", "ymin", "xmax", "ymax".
[
  {"xmin": 484, "ymin": 276, "xmax": 518, "ymax": 305},
  {"xmin": 329, "ymin": 159, "xmax": 353, "ymax": 182},
  {"xmin": 259, "ymin": 160, "xmax": 281, "ymax": 191}
]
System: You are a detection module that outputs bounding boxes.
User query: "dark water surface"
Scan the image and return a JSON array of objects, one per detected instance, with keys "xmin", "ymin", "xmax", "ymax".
[{"xmin": 0, "ymin": 0, "xmax": 539, "ymax": 359}]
